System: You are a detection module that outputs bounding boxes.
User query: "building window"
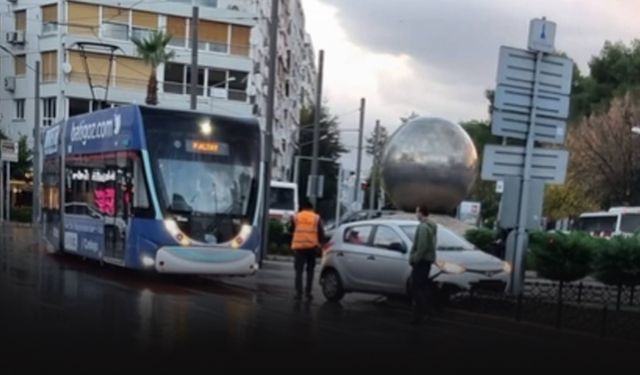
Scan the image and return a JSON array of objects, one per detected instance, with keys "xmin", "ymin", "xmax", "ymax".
[
  {"xmin": 167, "ymin": 16, "xmax": 187, "ymax": 47},
  {"xmin": 43, "ymin": 97, "xmax": 57, "ymax": 127},
  {"xmin": 164, "ymin": 63, "xmax": 186, "ymax": 94},
  {"xmin": 230, "ymin": 25, "xmax": 250, "ymax": 56},
  {"xmin": 228, "ymin": 71, "xmax": 248, "ymax": 101},
  {"xmin": 285, "ymin": 81, "xmax": 290, "ymax": 98},
  {"xmin": 42, "ymin": 51, "xmax": 58, "ymax": 82},
  {"xmin": 199, "ymin": 20, "xmax": 229, "ymax": 53},
  {"xmin": 68, "ymin": 98, "xmax": 91, "ymax": 117},
  {"xmin": 102, "ymin": 22, "xmax": 128, "ymax": 40},
  {"xmin": 15, "ymin": 55, "xmax": 26, "ymax": 76},
  {"xmin": 116, "ymin": 56, "xmax": 151, "ymax": 89},
  {"xmin": 131, "ymin": 10, "xmax": 157, "ymax": 40},
  {"xmin": 102, "ymin": 7, "xmax": 129, "ymax": 40},
  {"xmin": 68, "ymin": 98, "xmax": 118, "ymax": 117},
  {"xmin": 42, "ymin": 4, "xmax": 58, "ymax": 33},
  {"xmin": 207, "ymin": 68, "xmax": 227, "ymax": 97},
  {"xmin": 163, "ymin": 64, "xmax": 247, "ymax": 100},
  {"xmin": 68, "ymin": 2, "xmax": 99, "ymax": 36},
  {"xmin": 14, "ymin": 99, "xmax": 25, "ymax": 120},
  {"xmin": 15, "ymin": 10, "xmax": 26, "ymax": 32}
]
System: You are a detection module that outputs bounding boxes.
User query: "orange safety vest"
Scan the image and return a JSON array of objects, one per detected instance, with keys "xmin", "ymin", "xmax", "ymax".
[{"xmin": 291, "ymin": 210, "xmax": 320, "ymax": 250}]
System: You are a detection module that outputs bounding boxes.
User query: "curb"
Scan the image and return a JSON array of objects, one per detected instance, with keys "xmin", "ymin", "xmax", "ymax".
[
  {"xmin": 265, "ymin": 254, "xmax": 295, "ymax": 263},
  {"xmin": 1, "ymin": 222, "xmax": 34, "ymax": 228}
]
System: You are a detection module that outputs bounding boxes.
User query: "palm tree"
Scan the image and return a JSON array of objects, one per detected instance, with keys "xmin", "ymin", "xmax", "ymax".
[{"xmin": 132, "ymin": 30, "xmax": 175, "ymax": 105}]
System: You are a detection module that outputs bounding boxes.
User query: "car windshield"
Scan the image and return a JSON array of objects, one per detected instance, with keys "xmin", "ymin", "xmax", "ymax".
[
  {"xmin": 142, "ymin": 108, "xmax": 260, "ymax": 244},
  {"xmin": 270, "ymin": 186, "xmax": 295, "ymax": 211},
  {"xmin": 401, "ymin": 224, "xmax": 475, "ymax": 251},
  {"xmin": 620, "ymin": 213, "xmax": 640, "ymax": 233}
]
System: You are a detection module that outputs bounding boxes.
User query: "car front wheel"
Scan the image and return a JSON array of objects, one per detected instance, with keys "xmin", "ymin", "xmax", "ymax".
[{"xmin": 321, "ymin": 269, "xmax": 345, "ymax": 302}]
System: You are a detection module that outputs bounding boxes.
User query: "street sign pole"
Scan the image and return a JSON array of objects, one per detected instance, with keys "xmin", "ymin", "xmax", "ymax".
[
  {"xmin": 512, "ymin": 51, "xmax": 543, "ymax": 295},
  {"xmin": 0, "ymin": 161, "xmax": 3, "ymax": 223},
  {"xmin": 5, "ymin": 162, "xmax": 9, "ymax": 222}
]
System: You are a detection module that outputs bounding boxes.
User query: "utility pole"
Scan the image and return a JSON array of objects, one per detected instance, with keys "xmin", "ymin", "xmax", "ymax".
[
  {"xmin": 354, "ymin": 97, "xmax": 365, "ymax": 203},
  {"xmin": 32, "ymin": 61, "xmax": 41, "ymax": 226},
  {"xmin": 309, "ymin": 49, "xmax": 324, "ymax": 207},
  {"xmin": 369, "ymin": 120, "xmax": 380, "ymax": 211},
  {"xmin": 259, "ymin": 0, "xmax": 279, "ymax": 266},
  {"xmin": 189, "ymin": 6, "xmax": 199, "ymax": 110}
]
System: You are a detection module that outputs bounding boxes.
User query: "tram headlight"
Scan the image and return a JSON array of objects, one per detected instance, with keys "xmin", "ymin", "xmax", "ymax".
[
  {"xmin": 164, "ymin": 219, "xmax": 190, "ymax": 246},
  {"xmin": 231, "ymin": 224, "xmax": 253, "ymax": 249},
  {"xmin": 141, "ymin": 255, "xmax": 155, "ymax": 268}
]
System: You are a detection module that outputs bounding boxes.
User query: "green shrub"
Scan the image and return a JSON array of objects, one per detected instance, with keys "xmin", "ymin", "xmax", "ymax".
[
  {"xmin": 593, "ymin": 235, "xmax": 640, "ymax": 287},
  {"xmin": 10, "ymin": 207, "xmax": 32, "ymax": 223},
  {"xmin": 268, "ymin": 219, "xmax": 286, "ymax": 245},
  {"xmin": 464, "ymin": 228, "xmax": 496, "ymax": 252},
  {"xmin": 529, "ymin": 231, "xmax": 595, "ymax": 282}
]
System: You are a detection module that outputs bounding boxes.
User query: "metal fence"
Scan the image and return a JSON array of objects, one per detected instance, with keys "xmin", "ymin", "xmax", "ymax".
[{"xmin": 450, "ymin": 281, "xmax": 640, "ymax": 341}]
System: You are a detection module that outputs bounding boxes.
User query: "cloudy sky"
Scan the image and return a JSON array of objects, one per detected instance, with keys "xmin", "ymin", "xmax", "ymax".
[{"xmin": 301, "ymin": 0, "xmax": 640, "ymax": 171}]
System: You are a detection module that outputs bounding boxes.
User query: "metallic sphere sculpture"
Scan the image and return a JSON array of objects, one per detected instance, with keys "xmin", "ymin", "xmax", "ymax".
[{"xmin": 381, "ymin": 117, "xmax": 478, "ymax": 213}]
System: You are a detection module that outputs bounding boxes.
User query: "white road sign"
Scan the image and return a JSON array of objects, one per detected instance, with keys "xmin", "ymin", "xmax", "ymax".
[
  {"xmin": 0, "ymin": 140, "xmax": 18, "ymax": 162},
  {"xmin": 497, "ymin": 46, "xmax": 573, "ymax": 95},
  {"xmin": 481, "ymin": 144, "xmax": 568, "ymax": 183},
  {"xmin": 492, "ymin": 110, "xmax": 566, "ymax": 144},
  {"xmin": 494, "ymin": 85, "xmax": 570, "ymax": 119},
  {"xmin": 528, "ymin": 18, "xmax": 556, "ymax": 53}
]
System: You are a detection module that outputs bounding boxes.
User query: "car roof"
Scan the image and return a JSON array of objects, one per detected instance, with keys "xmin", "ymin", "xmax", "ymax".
[{"xmin": 339, "ymin": 213, "xmax": 475, "ymax": 236}]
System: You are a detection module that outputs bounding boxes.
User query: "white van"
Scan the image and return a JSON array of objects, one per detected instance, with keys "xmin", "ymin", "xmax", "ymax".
[
  {"xmin": 269, "ymin": 181, "xmax": 299, "ymax": 222},
  {"xmin": 575, "ymin": 207, "xmax": 640, "ymax": 237}
]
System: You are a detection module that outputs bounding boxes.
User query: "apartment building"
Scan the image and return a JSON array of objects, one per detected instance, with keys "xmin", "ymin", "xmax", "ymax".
[{"xmin": 0, "ymin": 0, "xmax": 315, "ymax": 180}]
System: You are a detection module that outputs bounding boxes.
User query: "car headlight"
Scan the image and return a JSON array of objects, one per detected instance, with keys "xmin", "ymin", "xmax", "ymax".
[
  {"xmin": 436, "ymin": 260, "xmax": 466, "ymax": 274},
  {"xmin": 502, "ymin": 261, "xmax": 512, "ymax": 274}
]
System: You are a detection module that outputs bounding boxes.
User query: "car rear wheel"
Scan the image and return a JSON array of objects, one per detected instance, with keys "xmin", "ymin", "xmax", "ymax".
[{"xmin": 321, "ymin": 269, "xmax": 345, "ymax": 302}]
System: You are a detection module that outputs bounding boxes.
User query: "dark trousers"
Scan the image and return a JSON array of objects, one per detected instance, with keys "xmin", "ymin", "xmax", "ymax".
[
  {"xmin": 411, "ymin": 261, "xmax": 433, "ymax": 320},
  {"xmin": 294, "ymin": 248, "xmax": 317, "ymax": 295}
]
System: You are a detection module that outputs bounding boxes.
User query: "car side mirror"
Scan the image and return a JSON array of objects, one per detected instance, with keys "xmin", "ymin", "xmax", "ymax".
[{"xmin": 388, "ymin": 242, "xmax": 406, "ymax": 253}]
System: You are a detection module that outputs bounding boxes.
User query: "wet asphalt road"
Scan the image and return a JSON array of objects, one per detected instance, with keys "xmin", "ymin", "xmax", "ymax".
[{"xmin": 1, "ymin": 224, "xmax": 638, "ymax": 369}]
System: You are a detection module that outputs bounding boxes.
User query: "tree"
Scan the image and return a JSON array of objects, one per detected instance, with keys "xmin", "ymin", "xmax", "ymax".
[
  {"xmin": 567, "ymin": 90, "xmax": 640, "ymax": 207},
  {"xmin": 461, "ymin": 120, "xmax": 500, "ymax": 226},
  {"xmin": 12, "ymin": 136, "xmax": 32, "ymax": 180},
  {"xmin": 543, "ymin": 183, "xmax": 598, "ymax": 221},
  {"xmin": 297, "ymin": 107, "xmax": 347, "ymax": 220},
  {"xmin": 570, "ymin": 39, "xmax": 640, "ymax": 121},
  {"xmin": 133, "ymin": 30, "xmax": 175, "ymax": 105}
]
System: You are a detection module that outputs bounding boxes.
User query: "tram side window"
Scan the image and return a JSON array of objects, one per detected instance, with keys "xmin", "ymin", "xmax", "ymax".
[
  {"xmin": 65, "ymin": 158, "xmax": 114, "ymax": 218},
  {"xmin": 130, "ymin": 155, "xmax": 153, "ymax": 218},
  {"xmin": 65, "ymin": 152, "xmax": 153, "ymax": 219}
]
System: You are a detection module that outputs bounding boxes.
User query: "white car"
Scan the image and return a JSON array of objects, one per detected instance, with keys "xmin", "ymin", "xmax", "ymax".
[{"xmin": 319, "ymin": 219, "xmax": 511, "ymax": 302}]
